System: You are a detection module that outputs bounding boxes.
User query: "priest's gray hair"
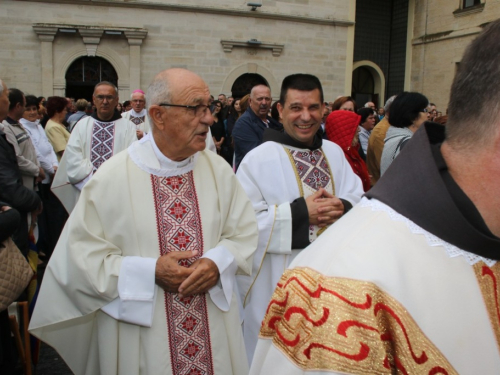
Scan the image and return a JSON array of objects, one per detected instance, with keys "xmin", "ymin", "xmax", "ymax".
[
  {"xmin": 146, "ymin": 76, "xmax": 171, "ymax": 109},
  {"xmin": 0, "ymin": 79, "xmax": 4, "ymax": 95},
  {"xmin": 93, "ymin": 81, "xmax": 118, "ymax": 96}
]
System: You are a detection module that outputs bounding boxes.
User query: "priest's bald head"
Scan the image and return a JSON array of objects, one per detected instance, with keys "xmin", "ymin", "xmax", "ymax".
[{"xmin": 146, "ymin": 68, "xmax": 212, "ymax": 161}]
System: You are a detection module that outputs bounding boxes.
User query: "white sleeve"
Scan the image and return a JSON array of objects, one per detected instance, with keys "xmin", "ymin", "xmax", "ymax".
[
  {"xmin": 100, "ymin": 256, "xmax": 158, "ymax": 327},
  {"xmin": 236, "ymin": 160, "xmax": 293, "ymax": 256},
  {"xmin": 202, "ymin": 246, "xmax": 237, "ymax": 311},
  {"xmin": 74, "ymin": 170, "xmax": 93, "ymax": 191},
  {"xmin": 66, "ymin": 126, "xmax": 94, "ymax": 184}
]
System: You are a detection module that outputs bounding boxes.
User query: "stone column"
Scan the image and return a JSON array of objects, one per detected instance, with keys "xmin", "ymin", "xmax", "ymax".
[
  {"xmin": 124, "ymin": 31, "xmax": 148, "ymax": 91},
  {"xmin": 33, "ymin": 26, "xmax": 58, "ymax": 97}
]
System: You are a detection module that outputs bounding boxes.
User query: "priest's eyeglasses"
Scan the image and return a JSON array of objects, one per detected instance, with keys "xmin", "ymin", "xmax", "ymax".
[
  {"xmin": 94, "ymin": 95, "xmax": 117, "ymax": 102},
  {"xmin": 159, "ymin": 103, "xmax": 209, "ymax": 117}
]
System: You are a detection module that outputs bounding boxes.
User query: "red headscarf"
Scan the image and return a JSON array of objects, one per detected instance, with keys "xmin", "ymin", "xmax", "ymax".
[{"xmin": 325, "ymin": 110, "xmax": 371, "ymax": 191}]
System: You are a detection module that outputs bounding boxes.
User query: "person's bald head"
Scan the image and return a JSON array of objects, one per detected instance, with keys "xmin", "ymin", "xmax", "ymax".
[
  {"xmin": 147, "ymin": 68, "xmax": 208, "ymax": 109},
  {"xmin": 249, "ymin": 84, "xmax": 272, "ymax": 120},
  {"xmin": 146, "ymin": 68, "xmax": 212, "ymax": 161}
]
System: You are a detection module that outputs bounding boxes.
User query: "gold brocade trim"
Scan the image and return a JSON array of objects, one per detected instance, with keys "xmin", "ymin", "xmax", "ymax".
[
  {"xmin": 243, "ymin": 205, "xmax": 278, "ymax": 308},
  {"xmin": 260, "ymin": 268, "xmax": 457, "ymax": 374},
  {"xmin": 283, "ymin": 147, "xmax": 304, "ymax": 197},
  {"xmin": 473, "ymin": 262, "xmax": 500, "ymax": 354}
]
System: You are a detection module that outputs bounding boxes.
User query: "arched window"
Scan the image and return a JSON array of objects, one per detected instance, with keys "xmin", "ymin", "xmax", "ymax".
[
  {"xmin": 352, "ymin": 66, "xmax": 378, "ymax": 108},
  {"xmin": 65, "ymin": 56, "xmax": 118, "ymax": 100},
  {"xmin": 231, "ymin": 73, "xmax": 269, "ymax": 99}
]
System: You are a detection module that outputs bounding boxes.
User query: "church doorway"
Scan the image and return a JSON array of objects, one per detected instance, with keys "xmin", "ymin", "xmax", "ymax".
[
  {"xmin": 352, "ymin": 66, "xmax": 378, "ymax": 108},
  {"xmin": 65, "ymin": 56, "xmax": 118, "ymax": 101},
  {"xmin": 351, "ymin": 61, "xmax": 385, "ymax": 108},
  {"xmin": 231, "ymin": 73, "xmax": 269, "ymax": 99}
]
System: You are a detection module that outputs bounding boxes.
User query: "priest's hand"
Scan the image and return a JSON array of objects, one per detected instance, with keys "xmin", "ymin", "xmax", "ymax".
[
  {"xmin": 155, "ymin": 250, "xmax": 197, "ymax": 293},
  {"xmin": 136, "ymin": 130, "xmax": 144, "ymax": 139},
  {"xmin": 306, "ymin": 188, "xmax": 344, "ymax": 227},
  {"xmin": 178, "ymin": 258, "xmax": 219, "ymax": 298}
]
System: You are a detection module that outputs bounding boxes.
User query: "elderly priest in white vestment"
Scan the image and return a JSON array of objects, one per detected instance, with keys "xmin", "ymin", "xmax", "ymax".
[
  {"xmin": 121, "ymin": 89, "xmax": 151, "ymax": 139},
  {"xmin": 30, "ymin": 68, "xmax": 258, "ymax": 375},
  {"xmin": 250, "ymin": 21, "xmax": 500, "ymax": 375},
  {"xmin": 51, "ymin": 81, "xmax": 137, "ymax": 213},
  {"xmin": 236, "ymin": 73, "xmax": 364, "ymax": 363}
]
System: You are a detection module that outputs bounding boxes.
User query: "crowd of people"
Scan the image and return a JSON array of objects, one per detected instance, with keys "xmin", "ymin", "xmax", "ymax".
[{"xmin": 1, "ymin": 18, "xmax": 499, "ymax": 375}]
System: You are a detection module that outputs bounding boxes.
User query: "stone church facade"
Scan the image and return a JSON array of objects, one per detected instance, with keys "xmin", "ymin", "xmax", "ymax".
[
  {"xmin": 1, "ymin": 0, "xmax": 498, "ymax": 109},
  {"xmin": 411, "ymin": 0, "xmax": 499, "ymax": 111},
  {"xmin": 0, "ymin": 0, "xmax": 356, "ymax": 102}
]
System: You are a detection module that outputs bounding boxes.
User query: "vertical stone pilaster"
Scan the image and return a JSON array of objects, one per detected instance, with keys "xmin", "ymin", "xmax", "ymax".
[
  {"xmin": 33, "ymin": 26, "xmax": 58, "ymax": 97},
  {"xmin": 125, "ymin": 31, "xmax": 147, "ymax": 91}
]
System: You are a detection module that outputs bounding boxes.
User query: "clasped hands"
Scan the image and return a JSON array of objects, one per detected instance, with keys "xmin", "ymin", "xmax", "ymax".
[
  {"xmin": 155, "ymin": 250, "xmax": 219, "ymax": 298},
  {"xmin": 306, "ymin": 187, "xmax": 344, "ymax": 228}
]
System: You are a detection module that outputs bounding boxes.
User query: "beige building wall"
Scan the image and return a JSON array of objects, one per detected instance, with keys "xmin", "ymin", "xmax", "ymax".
[
  {"xmin": 0, "ymin": 0, "xmax": 354, "ymax": 102},
  {"xmin": 411, "ymin": 0, "xmax": 500, "ymax": 112}
]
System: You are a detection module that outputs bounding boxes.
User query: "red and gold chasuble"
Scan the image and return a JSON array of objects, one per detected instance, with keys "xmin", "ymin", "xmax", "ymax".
[
  {"xmin": 284, "ymin": 147, "xmax": 335, "ymax": 242},
  {"xmin": 90, "ymin": 120, "xmax": 116, "ymax": 172},
  {"xmin": 261, "ymin": 268, "xmax": 457, "ymax": 374},
  {"xmin": 152, "ymin": 172, "xmax": 214, "ymax": 375}
]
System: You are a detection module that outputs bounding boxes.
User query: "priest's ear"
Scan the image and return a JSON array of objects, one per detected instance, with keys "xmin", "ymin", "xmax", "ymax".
[{"xmin": 149, "ymin": 105, "xmax": 166, "ymax": 131}]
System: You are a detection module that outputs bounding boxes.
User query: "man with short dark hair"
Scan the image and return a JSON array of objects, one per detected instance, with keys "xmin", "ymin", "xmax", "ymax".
[
  {"xmin": 232, "ymin": 84, "xmax": 282, "ymax": 170},
  {"xmin": 51, "ymin": 81, "xmax": 137, "ymax": 213},
  {"xmin": 251, "ymin": 20, "xmax": 500, "ymax": 375},
  {"xmin": 218, "ymin": 93, "xmax": 230, "ymax": 121},
  {"xmin": 30, "ymin": 68, "xmax": 257, "ymax": 375},
  {"xmin": 237, "ymin": 73, "xmax": 363, "ymax": 363}
]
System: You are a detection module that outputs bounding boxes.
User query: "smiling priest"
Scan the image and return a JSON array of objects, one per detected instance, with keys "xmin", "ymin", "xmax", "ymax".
[
  {"xmin": 29, "ymin": 68, "xmax": 258, "ymax": 375},
  {"xmin": 236, "ymin": 73, "xmax": 364, "ymax": 364}
]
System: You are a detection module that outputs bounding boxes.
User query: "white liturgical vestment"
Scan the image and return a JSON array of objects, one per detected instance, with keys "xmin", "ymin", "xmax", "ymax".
[
  {"xmin": 250, "ymin": 124, "xmax": 500, "ymax": 374},
  {"xmin": 30, "ymin": 133, "xmax": 258, "ymax": 375},
  {"xmin": 250, "ymin": 199, "xmax": 500, "ymax": 375},
  {"xmin": 122, "ymin": 109, "xmax": 151, "ymax": 135},
  {"xmin": 236, "ymin": 139, "xmax": 363, "ymax": 363},
  {"xmin": 51, "ymin": 115, "xmax": 137, "ymax": 213}
]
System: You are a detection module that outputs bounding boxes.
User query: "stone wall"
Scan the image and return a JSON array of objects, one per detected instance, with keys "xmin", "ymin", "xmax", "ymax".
[
  {"xmin": 411, "ymin": 0, "xmax": 500, "ymax": 111},
  {"xmin": 0, "ymin": 0, "xmax": 353, "ymax": 102}
]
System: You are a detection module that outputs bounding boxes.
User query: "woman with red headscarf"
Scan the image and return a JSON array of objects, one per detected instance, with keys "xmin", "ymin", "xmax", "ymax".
[{"xmin": 325, "ymin": 110, "xmax": 371, "ymax": 192}]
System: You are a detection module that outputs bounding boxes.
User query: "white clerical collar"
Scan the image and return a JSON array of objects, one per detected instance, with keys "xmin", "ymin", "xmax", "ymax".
[
  {"xmin": 128, "ymin": 132, "xmax": 198, "ymax": 177},
  {"xmin": 130, "ymin": 109, "xmax": 146, "ymax": 117},
  {"xmin": 149, "ymin": 133, "xmax": 194, "ymax": 169}
]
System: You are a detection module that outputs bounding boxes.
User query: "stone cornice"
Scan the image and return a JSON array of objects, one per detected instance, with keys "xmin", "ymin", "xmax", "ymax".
[
  {"xmin": 32, "ymin": 23, "xmax": 148, "ymax": 34},
  {"xmin": 412, "ymin": 26, "xmax": 483, "ymax": 45},
  {"xmin": 221, "ymin": 40, "xmax": 284, "ymax": 56},
  {"xmin": 21, "ymin": 0, "xmax": 354, "ymax": 27}
]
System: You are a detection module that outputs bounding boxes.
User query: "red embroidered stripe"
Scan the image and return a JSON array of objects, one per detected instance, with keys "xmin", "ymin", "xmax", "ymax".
[
  {"xmin": 152, "ymin": 172, "xmax": 214, "ymax": 375},
  {"xmin": 90, "ymin": 120, "xmax": 116, "ymax": 171}
]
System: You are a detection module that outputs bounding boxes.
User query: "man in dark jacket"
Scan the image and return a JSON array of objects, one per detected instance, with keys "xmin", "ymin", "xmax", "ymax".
[
  {"xmin": 0, "ymin": 79, "xmax": 41, "ymax": 256},
  {"xmin": 232, "ymin": 84, "xmax": 282, "ymax": 170}
]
